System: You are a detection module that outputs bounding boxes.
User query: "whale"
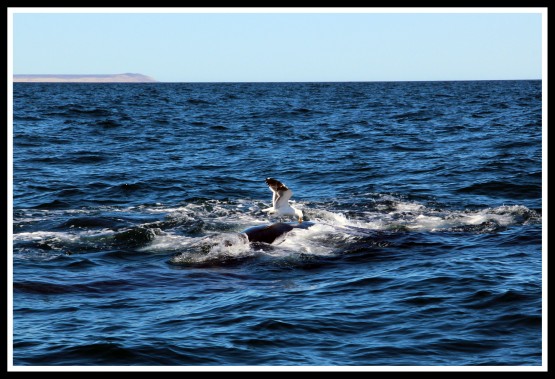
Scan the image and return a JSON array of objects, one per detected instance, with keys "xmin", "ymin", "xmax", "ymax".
[{"xmin": 242, "ymin": 221, "xmax": 315, "ymax": 244}]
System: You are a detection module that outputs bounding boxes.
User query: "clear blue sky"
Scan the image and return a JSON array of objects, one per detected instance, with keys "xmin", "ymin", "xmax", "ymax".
[{"xmin": 11, "ymin": 10, "xmax": 543, "ymax": 82}]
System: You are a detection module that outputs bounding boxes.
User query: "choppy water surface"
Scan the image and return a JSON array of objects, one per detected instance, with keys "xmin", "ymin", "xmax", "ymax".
[{"xmin": 12, "ymin": 81, "xmax": 542, "ymax": 366}]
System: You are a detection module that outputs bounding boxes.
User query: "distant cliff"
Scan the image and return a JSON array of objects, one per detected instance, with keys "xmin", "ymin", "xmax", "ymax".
[{"xmin": 13, "ymin": 73, "xmax": 157, "ymax": 83}]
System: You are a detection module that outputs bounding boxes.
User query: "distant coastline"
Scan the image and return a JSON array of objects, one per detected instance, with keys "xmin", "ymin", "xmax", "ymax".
[{"xmin": 13, "ymin": 73, "xmax": 157, "ymax": 83}]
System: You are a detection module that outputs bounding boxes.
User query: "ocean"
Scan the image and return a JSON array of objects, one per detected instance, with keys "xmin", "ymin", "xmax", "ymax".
[{"xmin": 11, "ymin": 80, "xmax": 543, "ymax": 367}]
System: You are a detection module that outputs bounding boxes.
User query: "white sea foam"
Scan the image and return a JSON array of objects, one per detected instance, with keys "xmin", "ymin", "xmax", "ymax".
[
  {"xmin": 166, "ymin": 201, "xmax": 539, "ymax": 265},
  {"xmin": 272, "ymin": 223, "xmax": 345, "ymax": 257},
  {"xmin": 395, "ymin": 202, "xmax": 425, "ymax": 213},
  {"xmin": 13, "ymin": 230, "xmax": 86, "ymax": 242},
  {"xmin": 136, "ymin": 231, "xmax": 194, "ymax": 254},
  {"xmin": 308, "ymin": 209, "xmax": 350, "ymax": 226},
  {"xmin": 13, "ymin": 199, "xmax": 538, "ymax": 266},
  {"xmin": 168, "ymin": 233, "xmax": 252, "ymax": 265},
  {"xmin": 353, "ymin": 202, "xmax": 536, "ymax": 232}
]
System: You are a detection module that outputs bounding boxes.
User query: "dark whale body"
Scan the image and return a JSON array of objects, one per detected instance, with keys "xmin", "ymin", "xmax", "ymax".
[{"xmin": 243, "ymin": 221, "xmax": 315, "ymax": 244}]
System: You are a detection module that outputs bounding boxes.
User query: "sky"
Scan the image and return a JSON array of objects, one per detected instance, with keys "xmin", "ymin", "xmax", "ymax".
[{"xmin": 10, "ymin": 8, "xmax": 544, "ymax": 82}]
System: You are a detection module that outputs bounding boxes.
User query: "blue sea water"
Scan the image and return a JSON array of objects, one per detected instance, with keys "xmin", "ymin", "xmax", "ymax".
[{"xmin": 11, "ymin": 81, "xmax": 543, "ymax": 367}]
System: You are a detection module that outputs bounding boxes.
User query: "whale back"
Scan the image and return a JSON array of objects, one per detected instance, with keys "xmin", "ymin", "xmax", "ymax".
[{"xmin": 243, "ymin": 221, "xmax": 314, "ymax": 244}]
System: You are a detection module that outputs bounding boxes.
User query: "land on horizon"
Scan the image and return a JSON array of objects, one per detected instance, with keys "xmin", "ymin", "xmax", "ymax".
[{"xmin": 13, "ymin": 73, "xmax": 157, "ymax": 83}]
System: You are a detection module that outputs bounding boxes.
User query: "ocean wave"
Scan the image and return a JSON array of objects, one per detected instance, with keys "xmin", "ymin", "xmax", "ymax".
[
  {"xmin": 457, "ymin": 181, "xmax": 541, "ymax": 199},
  {"xmin": 43, "ymin": 105, "xmax": 113, "ymax": 118},
  {"xmin": 12, "ymin": 81, "xmax": 543, "ymax": 366},
  {"xmin": 14, "ymin": 278, "xmax": 132, "ymax": 295},
  {"xmin": 186, "ymin": 98, "xmax": 212, "ymax": 105},
  {"xmin": 14, "ymin": 196, "xmax": 541, "ymax": 268},
  {"xmin": 97, "ymin": 119, "xmax": 122, "ymax": 128},
  {"xmin": 32, "ymin": 200, "xmax": 73, "ymax": 209},
  {"xmin": 57, "ymin": 216, "xmax": 125, "ymax": 229}
]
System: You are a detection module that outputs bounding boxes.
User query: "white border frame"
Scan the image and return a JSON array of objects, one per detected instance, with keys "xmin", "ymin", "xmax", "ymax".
[{"xmin": 7, "ymin": 7, "xmax": 547, "ymax": 372}]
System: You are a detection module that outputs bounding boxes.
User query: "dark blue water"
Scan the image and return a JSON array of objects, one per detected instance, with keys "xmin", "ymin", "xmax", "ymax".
[{"xmin": 12, "ymin": 81, "xmax": 543, "ymax": 366}]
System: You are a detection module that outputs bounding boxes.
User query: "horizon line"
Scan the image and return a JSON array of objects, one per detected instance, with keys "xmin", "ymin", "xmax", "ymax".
[{"xmin": 12, "ymin": 78, "xmax": 542, "ymax": 84}]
